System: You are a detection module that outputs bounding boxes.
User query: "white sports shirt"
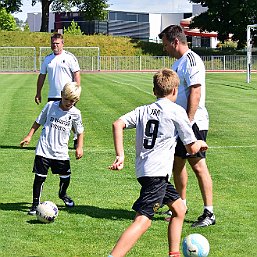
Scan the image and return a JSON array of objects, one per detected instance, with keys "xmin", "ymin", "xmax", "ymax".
[
  {"xmin": 172, "ymin": 49, "xmax": 209, "ymax": 130},
  {"xmin": 35, "ymin": 101, "xmax": 84, "ymax": 160},
  {"xmin": 120, "ymin": 98, "xmax": 197, "ymax": 179},
  {"xmin": 40, "ymin": 50, "xmax": 80, "ymax": 98}
]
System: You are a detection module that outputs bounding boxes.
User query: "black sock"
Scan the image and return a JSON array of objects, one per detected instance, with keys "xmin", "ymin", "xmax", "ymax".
[
  {"xmin": 32, "ymin": 174, "xmax": 46, "ymax": 206},
  {"xmin": 59, "ymin": 176, "xmax": 70, "ymax": 198}
]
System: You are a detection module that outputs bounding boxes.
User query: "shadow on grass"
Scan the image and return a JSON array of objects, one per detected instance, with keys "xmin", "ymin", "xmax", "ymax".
[
  {"xmin": 0, "ymin": 202, "xmax": 190, "ymax": 222},
  {"xmin": 0, "ymin": 145, "xmax": 36, "ymax": 150}
]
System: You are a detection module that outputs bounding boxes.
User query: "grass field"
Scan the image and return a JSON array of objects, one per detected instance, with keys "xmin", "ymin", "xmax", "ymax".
[{"xmin": 0, "ymin": 72, "xmax": 257, "ymax": 257}]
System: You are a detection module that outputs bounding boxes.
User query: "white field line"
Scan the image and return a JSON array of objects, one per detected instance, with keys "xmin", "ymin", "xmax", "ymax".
[
  {"xmin": 111, "ymin": 80, "xmax": 153, "ymax": 96},
  {"xmin": 209, "ymin": 145, "xmax": 257, "ymax": 149}
]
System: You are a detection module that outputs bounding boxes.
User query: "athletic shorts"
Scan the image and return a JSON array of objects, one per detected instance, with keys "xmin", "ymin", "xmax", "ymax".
[
  {"xmin": 33, "ymin": 155, "xmax": 71, "ymax": 176},
  {"xmin": 175, "ymin": 123, "xmax": 207, "ymax": 159},
  {"xmin": 132, "ymin": 176, "xmax": 180, "ymax": 219}
]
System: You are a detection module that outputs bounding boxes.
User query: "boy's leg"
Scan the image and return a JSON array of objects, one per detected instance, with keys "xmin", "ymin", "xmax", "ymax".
[
  {"xmin": 28, "ymin": 174, "xmax": 46, "ymax": 215},
  {"xmin": 167, "ymin": 198, "xmax": 186, "ymax": 254},
  {"xmin": 59, "ymin": 175, "xmax": 74, "ymax": 207},
  {"xmin": 110, "ymin": 213, "xmax": 151, "ymax": 257},
  {"xmin": 172, "ymin": 156, "xmax": 187, "ymax": 202}
]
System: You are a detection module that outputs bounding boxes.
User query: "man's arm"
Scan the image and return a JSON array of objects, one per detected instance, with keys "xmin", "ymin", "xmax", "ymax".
[
  {"xmin": 109, "ymin": 119, "xmax": 125, "ymax": 170},
  {"xmin": 73, "ymin": 71, "xmax": 81, "ymax": 86},
  {"xmin": 35, "ymin": 74, "xmax": 46, "ymax": 104},
  {"xmin": 187, "ymin": 84, "xmax": 201, "ymax": 122}
]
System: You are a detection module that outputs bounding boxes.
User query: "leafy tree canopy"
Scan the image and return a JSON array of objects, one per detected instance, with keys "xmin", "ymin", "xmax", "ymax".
[
  {"xmin": 0, "ymin": 0, "xmax": 22, "ymax": 13},
  {"xmin": 190, "ymin": 0, "xmax": 257, "ymax": 49},
  {"xmin": 0, "ymin": 8, "xmax": 18, "ymax": 31},
  {"xmin": 31, "ymin": 0, "xmax": 108, "ymax": 32}
]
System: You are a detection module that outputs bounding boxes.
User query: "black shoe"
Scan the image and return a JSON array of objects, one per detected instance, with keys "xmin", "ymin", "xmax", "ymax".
[
  {"xmin": 73, "ymin": 139, "xmax": 78, "ymax": 149},
  {"xmin": 191, "ymin": 209, "xmax": 216, "ymax": 227},
  {"xmin": 60, "ymin": 194, "xmax": 74, "ymax": 207},
  {"xmin": 28, "ymin": 204, "xmax": 38, "ymax": 215}
]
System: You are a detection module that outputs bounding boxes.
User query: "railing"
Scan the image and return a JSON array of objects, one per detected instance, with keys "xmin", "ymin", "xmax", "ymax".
[{"xmin": 0, "ymin": 47, "xmax": 257, "ymax": 72}]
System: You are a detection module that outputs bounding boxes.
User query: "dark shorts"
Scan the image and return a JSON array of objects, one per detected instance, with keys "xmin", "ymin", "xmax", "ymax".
[
  {"xmin": 175, "ymin": 123, "xmax": 207, "ymax": 159},
  {"xmin": 33, "ymin": 155, "xmax": 71, "ymax": 176},
  {"xmin": 132, "ymin": 176, "xmax": 180, "ymax": 219}
]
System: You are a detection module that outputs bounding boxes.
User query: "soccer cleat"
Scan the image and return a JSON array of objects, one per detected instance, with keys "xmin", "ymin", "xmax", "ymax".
[
  {"xmin": 191, "ymin": 209, "xmax": 216, "ymax": 227},
  {"xmin": 28, "ymin": 204, "xmax": 38, "ymax": 215},
  {"xmin": 60, "ymin": 194, "xmax": 75, "ymax": 207}
]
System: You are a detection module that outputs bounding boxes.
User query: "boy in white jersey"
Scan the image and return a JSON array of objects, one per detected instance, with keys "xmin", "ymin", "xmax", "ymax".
[
  {"xmin": 21, "ymin": 82, "xmax": 84, "ymax": 215},
  {"xmin": 108, "ymin": 68, "xmax": 208, "ymax": 257},
  {"xmin": 159, "ymin": 25, "xmax": 215, "ymax": 228}
]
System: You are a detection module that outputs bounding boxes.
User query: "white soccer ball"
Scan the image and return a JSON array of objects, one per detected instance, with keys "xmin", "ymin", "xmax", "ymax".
[
  {"xmin": 36, "ymin": 201, "xmax": 58, "ymax": 223},
  {"xmin": 182, "ymin": 233, "xmax": 210, "ymax": 257}
]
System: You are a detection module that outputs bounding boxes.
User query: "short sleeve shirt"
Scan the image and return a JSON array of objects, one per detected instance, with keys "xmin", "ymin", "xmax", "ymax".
[
  {"xmin": 40, "ymin": 51, "xmax": 80, "ymax": 98},
  {"xmin": 35, "ymin": 101, "xmax": 84, "ymax": 160},
  {"xmin": 172, "ymin": 49, "xmax": 209, "ymax": 130},
  {"xmin": 120, "ymin": 98, "xmax": 197, "ymax": 179}
]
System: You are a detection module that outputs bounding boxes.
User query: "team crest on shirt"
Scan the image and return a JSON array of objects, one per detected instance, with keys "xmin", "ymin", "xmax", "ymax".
[{"xmin": 153, "ymin": 202, "xmax": 161, "ymax": 213}]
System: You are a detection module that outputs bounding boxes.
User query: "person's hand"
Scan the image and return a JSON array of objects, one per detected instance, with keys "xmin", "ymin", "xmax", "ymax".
[
  {"xmin": 75, "ymin": 147, "xmax": 83, "ymax": 160},
  {"xmin": 199, "ymin": 141, "xmax": 208, "ymax": 152},
  {"xmin": 35, "ymin": 95, "xmax": 41, "ymax": 105},
  {"xmin": 109, "ymin": 156, "xmax": 124, "ymax": 171},
  {"xmin": 20, "ymin": 136, "xmax": 32, "ymax": 147}
]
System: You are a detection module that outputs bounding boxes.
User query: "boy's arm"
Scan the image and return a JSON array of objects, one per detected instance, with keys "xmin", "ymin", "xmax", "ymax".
[
  {"xmin": 75, "ymin": 132, "xmax": 84, "ymax": 159},
  {"xmin": 109, "ymin": 119, "xmax": 126, "ymax": 171},
  {"xmin": 185, "ymin": 140, "xmax": 208, "ymax": 155},
  {"xmin": 20, "ymin": 121, "xmax": 41, "ymax": 147}
]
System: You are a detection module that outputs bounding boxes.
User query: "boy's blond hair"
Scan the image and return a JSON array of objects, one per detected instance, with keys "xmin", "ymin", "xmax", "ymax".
[
  {"xmin": 153, "ymin": 68, "xmax": 180, "ymax": 98},
  {"xmin": 62, "ymin": 82, "xmax": 81, "ymax": 101}
]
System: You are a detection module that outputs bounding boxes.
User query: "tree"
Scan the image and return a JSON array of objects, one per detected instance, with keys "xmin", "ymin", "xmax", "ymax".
[
  {"xmin": 64, "ymin": 20, "xmax": 84, "ymax": 35},
  {"xmin": 0, "ymin": 0, "xmax": 22, "ymax": 13},
  {"xmin": 190, "ymin": 0, "xmax": 257, "ymax": 49},
  {"xmin": 0, "ymin": 8, "xmax": 18, "ymax": 31},
  {"xmin": 31, "ymin": 0, "xmax": 108, "ymax": 32}
]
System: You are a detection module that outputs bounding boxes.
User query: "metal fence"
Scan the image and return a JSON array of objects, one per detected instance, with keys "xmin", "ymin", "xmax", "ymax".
[{"xmin": 0, "ymin": 47, "xmax": 257, "ymax": 72}]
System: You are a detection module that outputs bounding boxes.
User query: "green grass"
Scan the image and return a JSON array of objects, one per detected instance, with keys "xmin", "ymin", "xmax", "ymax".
[{"xmin": 0, "ymin": 72, "xmax": 257, "ymax": 256}]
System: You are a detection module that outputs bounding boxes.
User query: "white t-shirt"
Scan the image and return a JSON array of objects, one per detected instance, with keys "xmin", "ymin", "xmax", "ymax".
[
  {"xmin": 35, "ymin": 101, "xmax": 84, "ymax": 160},
  {"xmin": 40, "ymin": 51, "xmax": 80, "ymax": 98},
  {"xmin": 120, "ymin": 98, "xmax": 197, "ymax": 179},
  {"xmin": 172, "ymin": 49, "xmax": 209, "ymax": 130}
]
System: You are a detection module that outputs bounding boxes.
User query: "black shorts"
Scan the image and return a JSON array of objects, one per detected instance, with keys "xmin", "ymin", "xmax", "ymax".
[
  {"xmin": 175, "ymin": 123, "xmax": 207, "ymax": 159},
  {"xmin": 33, "ymin": 155, "xmax": 71, "ymax": 176},
  {"xmin": 132, "ymin": 176, "xmax": 180, "ymax": 219}
]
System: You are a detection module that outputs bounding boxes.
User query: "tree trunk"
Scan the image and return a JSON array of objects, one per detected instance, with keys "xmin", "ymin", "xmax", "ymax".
[{"xmin": 40, "ymin": 0, "xmax": 52, "ymax": 32}]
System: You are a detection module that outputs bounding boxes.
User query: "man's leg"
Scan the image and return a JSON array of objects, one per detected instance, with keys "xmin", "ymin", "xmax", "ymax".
[
  {"xmin": 188, "ymin": 157, "xmax": 212, "ymax": 207},
  {"xmin": 188, "ymin": 157, "xmax": 215, "ymax": 227},
  {"xmin": 110, "ymin": 213, "xmax": 151, "ymax": 257}
]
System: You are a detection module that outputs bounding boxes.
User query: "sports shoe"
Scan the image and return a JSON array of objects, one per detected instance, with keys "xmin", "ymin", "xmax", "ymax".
[
  {"xmin": 60, "ymin": 194, "xmax": 75, "ymax": 207},
  {"xmin": 191, "ymin": 209, "xmax": 216, "ymax": 227},
  {"xmin": 28, "ymin": 204, "xmax": 38, "ymax": 215}
]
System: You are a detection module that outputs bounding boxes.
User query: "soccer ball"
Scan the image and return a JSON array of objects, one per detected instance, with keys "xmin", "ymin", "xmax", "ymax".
[
  {"xmin": 36, "ymin": 201, "xmax": 58, "ymax": 223},
  {"xmin": 182, "ymin": 233, "xmax": 210, "ymax": 257}
]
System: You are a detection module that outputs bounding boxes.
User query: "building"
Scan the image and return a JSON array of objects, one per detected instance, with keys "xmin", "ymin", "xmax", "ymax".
[{"xmin": 27, "ymin": 4, "xmax": 218, "ymax": 48}]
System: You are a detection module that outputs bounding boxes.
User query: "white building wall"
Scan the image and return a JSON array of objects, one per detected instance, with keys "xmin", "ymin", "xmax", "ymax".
[
  {"xmin": 27, "ymin": 12, "xmax": 55, "ymax": 32},
  {"xmin": 149, "ymin": 14, "xmax": 162, "ymax": 42}
]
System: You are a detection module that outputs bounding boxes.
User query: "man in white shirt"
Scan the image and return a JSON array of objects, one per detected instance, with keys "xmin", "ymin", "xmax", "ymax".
[
  {"xmin": 35, "ymin": 33, "xmax": 81, "ymax": 148},
  {"xmin": 159, "ymin": 25, "xmax": 215, "ymax": 227}
]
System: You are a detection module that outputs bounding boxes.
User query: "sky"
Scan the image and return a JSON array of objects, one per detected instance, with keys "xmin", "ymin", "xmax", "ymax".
[{"xmin": 13, "ymin": 0, "xmax": 193, "ymax": 21}]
